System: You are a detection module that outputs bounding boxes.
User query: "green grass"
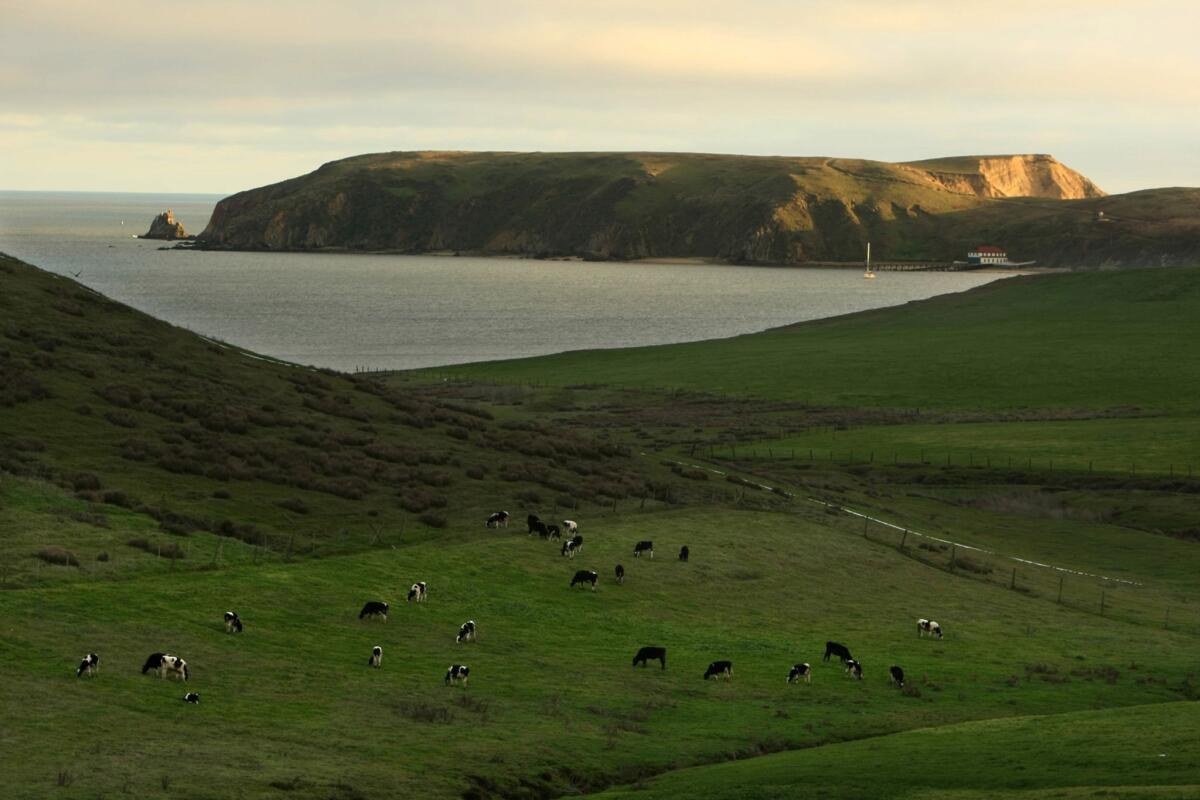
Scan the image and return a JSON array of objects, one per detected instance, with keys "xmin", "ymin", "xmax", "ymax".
[
  {"xmin": 3, "ymin": 477, "xmax": 1197, "ymax": 799},
  {"xmin": 594, "ymin": 702, "xmax": 1200, "ymax": 799},
  {"xmin": 435, "ymin": 268, "xmax": 1200, "ymax": 413}
]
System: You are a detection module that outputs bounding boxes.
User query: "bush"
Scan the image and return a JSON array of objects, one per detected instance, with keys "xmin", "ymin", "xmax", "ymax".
[
  {"xmin": 278, "ymin": 497, "xmax": 310, "ymax": 515},
  {"xmin": 127, "ymin": 538, "xmax": 186, "ymax": 559},
  {"xmin": 465, "ymin": 465, "xmax": 486, "ymax": 480},
  {"xmin": 212, "ymin": 489, "xmax": 231, "ymax": 500},
  {"xmin": 417, "ymin": 512, "xmax": 448, "ymax": 529},
  {"xmin": 101, "ymin": 490, "xmax": 137, "ymax": 508},
  {"xmin": 96, "ymin": 552, "xmax": 110, "ymax": 562},
  {"xmin": 36, "ymin": 546, "xmax": 79, "ymax": 567},
  {"xmin": 72, "ymin": 472, "xmax": 102, "ymax": 491}
]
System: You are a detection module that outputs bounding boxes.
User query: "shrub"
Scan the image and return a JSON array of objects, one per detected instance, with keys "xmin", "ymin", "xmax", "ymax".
[
  {"xmin": 278, "ymin": 497, "xmax": 310, "ymax": 515},
  {"xmin": 212, "ymin": 489, "xmax": 231, "ymax": 499},
  {"xmin": 36, "ymin": 546, "xmax": 79, "ymax": 567},
  {"xmin": 96, "ymin": 552, "xmax": 110, "ymax": 562},
  {"xmin": 104, "ymin": 410, "xmax": 139, "ymax": 429},
  {"xmin": 72, "ymin": 472, "xmax": 102, "ymax": 491},
  {"xmin": 127, "ymin": 538, "xmax": 186, "ymax": 559},
  {"xmin": 515, "ymin": 489, "xmax": 541, "ymax": 504},
  {"xmin": 417, "ymin": 512, "xmax": 448, "ymax": 529},
  {"xmin": 465, "ymin": 465, "xmax": 486, "ymax": 480},
  {"xmin": 101, "ymin": 490, "xmax": 137, "ymax": 508}
]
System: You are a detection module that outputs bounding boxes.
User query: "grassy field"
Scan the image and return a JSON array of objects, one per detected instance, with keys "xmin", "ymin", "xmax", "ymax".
[{"xmin": 3, "ymin": 476, "xmax": 1198, "ymax": 799}]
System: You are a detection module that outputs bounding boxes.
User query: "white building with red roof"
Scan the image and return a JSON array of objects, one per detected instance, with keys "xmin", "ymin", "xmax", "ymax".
[{"xmin": 967, "ymin": 246, "xmax": 1007, "ymax": 265}]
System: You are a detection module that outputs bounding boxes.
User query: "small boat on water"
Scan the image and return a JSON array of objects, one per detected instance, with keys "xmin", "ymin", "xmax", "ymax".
[{"xmin": 863, "ymin": 242, "xmax": 876, "ymax": 279}]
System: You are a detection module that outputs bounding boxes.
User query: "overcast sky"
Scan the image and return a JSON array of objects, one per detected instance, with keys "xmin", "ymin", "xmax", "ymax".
[{"xmin": 2, "ymin": 0, "xmax": 1197, "ymax": 195}]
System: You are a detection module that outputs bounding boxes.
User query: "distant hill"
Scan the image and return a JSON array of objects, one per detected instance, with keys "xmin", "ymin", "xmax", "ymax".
[{"xmin": 195, "ymin": 150, "xmax": 1200, "ymax": 267}]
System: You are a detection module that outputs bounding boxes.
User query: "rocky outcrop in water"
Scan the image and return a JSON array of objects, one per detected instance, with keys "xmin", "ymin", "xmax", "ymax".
[{"xmin": 141, "ymin": 209, "xmax": 191, "ymax": 240}]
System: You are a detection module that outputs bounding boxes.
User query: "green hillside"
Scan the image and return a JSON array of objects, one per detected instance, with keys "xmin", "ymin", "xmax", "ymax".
[{"xmin": 191, "ymin": 150, "xmax": 1200, "ymax": 267}]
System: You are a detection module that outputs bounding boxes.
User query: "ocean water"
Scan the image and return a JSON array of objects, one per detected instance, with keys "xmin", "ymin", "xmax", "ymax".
[{"xmin": 0, "ymin": 191, "xmax": 1007, "ymax": 371}]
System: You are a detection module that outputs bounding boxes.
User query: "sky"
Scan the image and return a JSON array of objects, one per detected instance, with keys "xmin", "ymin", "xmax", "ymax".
[{"xmin": 1, "ymin": 0, "xmax": 1197, "ymax": 195}]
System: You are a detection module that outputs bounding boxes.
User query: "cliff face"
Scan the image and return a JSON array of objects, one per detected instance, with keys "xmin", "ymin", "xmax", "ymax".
[
  {"xmin": 141, "ymin": 209, "xmax": 190, "ymax": 240},
  {"xmin": 196, "ymin": 151, "xmax": 1193, "ymax": 267}
]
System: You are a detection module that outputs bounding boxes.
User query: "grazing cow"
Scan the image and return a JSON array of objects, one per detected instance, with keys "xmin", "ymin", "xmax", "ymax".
[
  {"xmin": 787, "ymin": 663, "xmax": 812, "ymax": 684},
  {"xmin": 615, "ymin": 564, "xmax": 625, "ymax": 585},
  {"xmin": 632, "ymin": 646, "xmax": 667, "ymax": 670},
  {"xmin": 224, "ymin": 610, "xmax": 243, "ymax": 633},
  {"xmin": 456, "ymin": 620, "xmax": 477, "ymax": 644},
  {"xmin": 633, "ymin": 540, "xmax": 654, "ymax": 559},
  {"xmin": 407, "ymin": 582, "xmax": 427, "ymax": 603},
  {"xmin": 561, "ymin": 539, "xmax": 577, "ymax": 558},
  {"xmin": 845, "ymin": 659, "xmax": 863, "ymax": 680},
  {"xmin": 889, "ymin": 665, "xmax": 905, "ymax": 687},
  {"xmin": 546, "ymin": 524, "xmax": 561, "ymax": 541},
  {"xmin": 562, "ymin": 520, "xmax": 578, "ymax": 535},
  {"xmin": 486, "ymin": 510, "xmax": 510, "ymax": 529},
  {"xmin": 527, "ymin": 514, "xmax": 542, "ymax": 534},
  {"xmin": 678, "ymin": 545, "xmax": 689, "ymax": 562},
  {"xmin": 368, "ymin": 645, "xmax": 383, "ymax": 668},
  {"xmin": 142, "ymin": 653, "xmax": 189, "ymax": 681},
  {"xmin": 182, "ymin": 692, "xmax": 201, "ymax": 704},
  {"xmin": 571, "ymin": 569, "xmax": 599, "ymax": 591},
  {"xmin": 76, "ymin": 653, "xmax": 100, "ymax": 678},
  {"xmin": 570, "ymin": 534, "xmax": 583, "ymax": 552},
  {"xmin": 917, "ymin": 618, "xmax": 943, "ymax": 639},
  {"xmin": 359, "ymin": 601, "xmax": 390, "ymax": 622},
  {"xmin": 704, "ymin": 660, "xmax": 733, "ymax": 680},
  {"xmin": 445, "ymin": 664, "xmax": 470, "ymax": 686},
  {"xmin": 823, "ymin": 641, "xmax": 852, "ymax": 663}
]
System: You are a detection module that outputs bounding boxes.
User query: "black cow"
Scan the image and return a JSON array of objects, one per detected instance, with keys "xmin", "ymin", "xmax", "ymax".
[
  {"xmin": 632, "ymin": 646, "xmax": 667, "ymax": 670},
  {"xmin": 889, "ymin": 665, "xmax": 905, "ymax": 687},
  {"xmin": 182, "ymin": 692, "xmax": 201, "ymax": 704},
  {"xmin": 445, "ymin": 664, "xmax": 470, "ymax": 686},
  {"xmin": 369, "ymin": 645, "xmax": 383, "ymax": 668},
  {"xmin": 546, "ymin": 524, "xmax": 561, "ymax": 541},
  {"xmin": 457, "ymin": 620, "xmax": 477, "ymax": 643},
  {"xmin": 359, "ymin": 601, "xmax": 390, "ymax": 622},
  {"xmin": 678, "ymin": 545, "xmax": 689, "ymax": 562},
  {"xmin": 224, "ymin": 610, "xmax": 243, "ymax": 633},
  {"xmin": 527, "ymin": 514, "xmax": 542, "ymax": 534},
  {"xmin": 845, "ymin": 659, "xmax": 863, "ymax": 680},
  {"xmin": 634, "ymin": 540, "xmax": 654, "ymax": 558},
  {"xmin": 486, "ymin": 510, "xmax": 510, "ymax": 529},
  {"xmin": 571, "ymin": 569, "xmax": 599, "ymax": 591},
  {"xmin": 704, "ymin": 660, "xmax": 733, "ymax": 680},
  {"xmin": 787, "ymin": 662, "xmax": 812, "ymax": 684},
  {"xmin": 615, "ymin": 564, "xmax": 625, "ymax": 585},
  {"xmin": 76, "ymin": 653, "xmax": 99, "ymax": 678},
  {"xmin": 823, "ymin": 641, "xmax": 852, "ymax": 663}
]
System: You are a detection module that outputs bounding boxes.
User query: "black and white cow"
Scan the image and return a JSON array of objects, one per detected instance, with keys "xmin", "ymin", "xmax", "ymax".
[
  {"xmin": 224, "ymin": 610, "xmax": 243, "ymax": 633},
  {"xmin": 562, "ymin": 519, "xmax": 578, "ymax": 535},
  {"xmin": 486, "ymin": 510, "xmax": 510, "ymax": 529},
  {"xmin": 445, "ymin": 664, "xmax": 470, "ymax": 686},
  {"xmin": 527, "ymin": 514, "xmax": 543, "ymax": 535},
  {"xmin": 407, "ymin": 582, "xmax": 428, "ymax": 603},
  {"xmin": 633, "ymin": 540, "xmax": 654, "ymax": 559},
  {"xmin": 546, "ymin": 524, "xmax": 561, "ymax": 541},
  {"xmin": 678, "ymin": 545, "xmax": 689, "ymax": 562},
  {"xmin": 704, "ymin": 660, "xmax": 733, "ymax": 680},
  {"xmin": 368, "ymin": 645, "xmax": 383, "ymax": 668},
  {"xmin": 571, "ymin": 569, "xmax": 599, "ymax": 591},
  {"xmin": 142, "ymin": 653, "xmax": 189, "ymax": 681},
  {"xmin": 569, "ymin": 534, "xmax": 583, "ymax": 553},
  {"xmin": 457, "ymin": 620, "xmax": 477, "ymax": 644},
  {"xmin": 182, "ymin": 692, "xmax": 201, "ymax": 704},
  {"xmin": 359, "ymin": 601, "xmax": 390, "ymax": 622},
  {"xmin": 823, "ymin": 641, "xmax": 852, "ymax": 663},
  {"xmin": 632, "ymin": 646, "xmax": 667, "ymax": 670},
  {"xmin": 561, "ymin": 539, "xmax": 578, "ymax": 558},
  {"xmin": 917, "ymin": 618, "xmax": 943, "ymax": 639},
  {"xmin": 845, "ymin": 659, "xmax": 863, "ymax": 680},
  {"xmin": 76, "ymin": 653, "xmax": 100, "ymax": 678},
  {"xmin": 889, "ymin": 665, "xmax": 905, "ymax": 687},
  {"xmin": 787, "ymin": 662, "xmax": 812, "ymax": 684},
  {"xmin": 615, "ymin": 564, "xmax": 625, "ymax": 585}
]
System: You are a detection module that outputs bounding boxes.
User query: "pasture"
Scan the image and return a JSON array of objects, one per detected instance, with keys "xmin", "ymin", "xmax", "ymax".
[{"xmin": 2, "ymin": 476, "xmax": 1197, "ymax": 798}]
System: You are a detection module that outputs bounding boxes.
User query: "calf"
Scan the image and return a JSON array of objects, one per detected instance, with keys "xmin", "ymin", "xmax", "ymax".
[
  {"xmin": 615, "ymin": 564, "xmax": 625, "ymax": 585},
  {"xmin": 359, "ymin": 601, "xmax": 390, "ymax": 622},
  {"xmin": 224, "ymin": 610, "xmax": 243, "ymax": 633},
  {"xmin": 76, "ymin": 653, "xmax": 99, "ymax": 678},
  {"xmin": 445, "ymin": 664, "xmax": 470, "ymax": 686},
  {"xmin": 704, "ymin": 660, "xmax": 733, "ymax": 680},
  {"xmin": 562, "ymin": 519, "xmax": 578, "ymax": 535},
  {"xmin": 889, "ymin": 665, "xmax": 905, "ymax": 687},
  {"xmin": 486, "ymin": 510, "xmax": 510, "ymax": 529},
  {"xmin": 917, "ymin": 618, "xmax": 943, "ymax": 639},
  {"xmin": 845, "ymin": 659, "xmax": 863, "ymax": 680},
  {"xmin": 546, "ymin": 524, "xmax": 561, "ymax": 541},
  {"xmin": 633, "ymin": 540, "xmax": 654, "ymax": 559},
  {"xmin": 787, "ymin": 662, "xmax": 812, "ymax": 684},
  {"xmin": 407, "ymin": 582, "xmax": 427, "ymax": 603},
  {"xmin": 561, "ymin": 539, "xmax": 577, "ymax": 558},
  {"xmin": 368, "ymin": 645, "xmax": 383, "ymax": 668},
  {"xmin": 571, "ymin": 569, "xmax": 599, "ymax": 591},
  {"xmin": 678, "ymin": 545, "xmax": 689, "ymax": 562},
  {"xmin": 823, "ymin": 641, "xmax": 852, "ymax": 663},
  {"xmin": 456, "ymin": 620, "xmax": 477, "ymax": 643},
  {"xmin": 182, "ymin": 692, "xmax": 201, "ymax": 704},
  {"xmin": 632, "ymin": 646, "xmax": 667, "ymax": 670},
  {"xmin": 527, "ymin": 514, "xmax": 542, "ymax": 534}
]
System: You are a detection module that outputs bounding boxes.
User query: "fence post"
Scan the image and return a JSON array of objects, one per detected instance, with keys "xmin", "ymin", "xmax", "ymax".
[
  {"xmin": 863, "ymin": 516, "xmax": 869, "ymax": 537},
  {"xmin": 949, "ymin": 545, "xmax": 957, "ymax": 572},
  {"xmin": 899, "ymin": 529, "xmax": 908, "ymax": 550},
  {"xmin": 1010, "ymin": 567, "xmax": 1016, "ymax": 590},
  {"xmin": 1057, "ymin": 575, "xmax": 1064, "ymax": 604}
]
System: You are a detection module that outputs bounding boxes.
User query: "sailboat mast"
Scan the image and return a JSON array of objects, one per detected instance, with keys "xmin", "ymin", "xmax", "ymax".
[{"xmin": 866, "ymin": 241, "xmax": 871, "ymax": 268}]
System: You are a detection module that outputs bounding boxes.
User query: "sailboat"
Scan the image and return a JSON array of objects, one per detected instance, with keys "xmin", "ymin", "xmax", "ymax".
[{"xmin": 863, "ymin": 242, "xmax": 876, "ymax": 279}]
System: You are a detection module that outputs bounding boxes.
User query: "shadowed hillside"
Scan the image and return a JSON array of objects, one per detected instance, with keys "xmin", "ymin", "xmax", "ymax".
[{"xmin": 191, "ymin": 150, "xmax": 1200, "ymax": 267}]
